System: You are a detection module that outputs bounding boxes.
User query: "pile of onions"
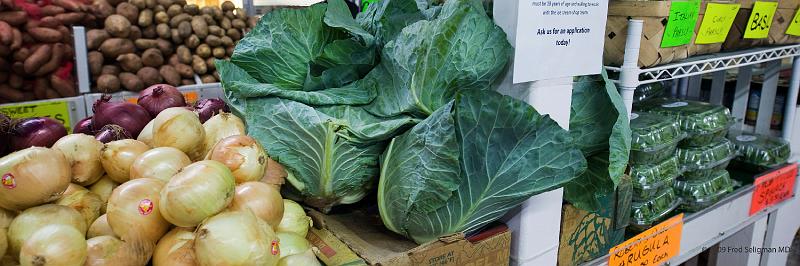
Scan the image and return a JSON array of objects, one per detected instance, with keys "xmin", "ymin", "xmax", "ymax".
[
  {"xmin": 0, "ymin": 208, "xmax": 14, "ymax": 257},
  {"xmin": 100, "ymin": 139, "xmax": 150, "ymax": 183},
  {"xmin": 19, "ymin": 224, "xmax": 87, "ymax": 266},
  {"xmin": 229, "ymin": 182, "xmax": 284, "ymax": 228},
  {"xmin": 194, "ymin": 211, "xmax": 280, "ymax": 265},
  {"xmin": 153, "ymin": 227, "xmax": 196, "ymax": 266},
  {"xmin": 92, "ymin": 95, "xmax": 152, "ymax": 138},
  {"xmin": 8, "ymin": 204, "xmax": 87, "ymax": 256},
  {"xmin": 56, "ymin": 184, "xmax": 104, "ymax": 228},
  {"xmin": 152, "ymin": 107, "xmax": 205, "ymax": 160},
  {"xmin": 85, "ymin": 235, "xmax": 123, "ymax": 266},
  {"xmin": 52, "ymin": 134, "xmax": 105, "ymax": 185},
  {"xmin": 89, "ymin": 176, "xmax": 118, "ymax": 213},
  {"xmin": 88, "ymin": 214, "xmax": 114, "ymax": 238},
  {"xmin": 10, "ymin": 117, "xmax": 68, "ymax": 151},
  {"xmin": 277, "ymin": 232, "xmax": 310, "ymax": 258},
  {"xmin": 160, "ymin": 160, "xmax": 235, "ymax": 227},
  {"xmin": 73, "ymin": 116, "xmax": 95, "ymax": 135},
  {"xmin": 136, "ymin": 120, "xmax": 155, "ymax": 146},
  {"xmin": 279, "ymin": 249, "xmax": 320, "ymax": 266},
  {"xmin": 194, "ymin": 98, "xmax": 230, "ymax": 123},
  {"xmin": 206, "ymin": 135, "xmax": 267, "ymax": 184},
  {"xmin": 129, "ymin": 147, "xmax": 191, "ymax": 182},
  {"xmin": 106, "ymin": 178, "xmax": 170, "ymax": 242},
  {"xmin": 138, "ymin": 85, "xmax": 187, "ymax": 117},
  {"xmin": 277, "ymin": 199, "xmax": 313, "ymax": 237},
  {"xmin": 95, "ymin": 124, "xmax": 133, "ymax": 143},
  {"xmin": 0, "ymin": 147, "xmax": 71, "ymax": 210},
  {"xmin": 202, "ymin": 112, "xmax": 245, "ymax": 155}
]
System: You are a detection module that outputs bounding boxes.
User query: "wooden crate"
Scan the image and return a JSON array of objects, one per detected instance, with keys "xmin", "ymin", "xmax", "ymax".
[
  {"xmin": 722, "ymin": 0, "xmax": 800, "ymax": 50},
  {"xmin": 770, "ymin": 7, "xmax": 800, "ymax": 44}
]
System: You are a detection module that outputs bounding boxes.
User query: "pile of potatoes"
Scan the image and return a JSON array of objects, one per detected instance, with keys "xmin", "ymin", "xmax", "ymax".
[
  {"xmin": 87, "ymin": 0, "xmax": 254, "ymax": 92},
  {"xmin": 0, "ymin": 0, "xmax": 93, "ymax": 103}
]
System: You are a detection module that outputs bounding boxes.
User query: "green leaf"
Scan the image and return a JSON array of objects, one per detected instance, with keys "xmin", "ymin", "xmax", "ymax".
[
  {"xmin": 317, "ymin": 105, "xmax": 420, "ymax": 144},
  {"xmin": 356, "ymin": 0, "xmax": 429, "ymax": 45},
  {"xmin": 379, "ymin": 90, "xmax": 586, "ymax": 243}
]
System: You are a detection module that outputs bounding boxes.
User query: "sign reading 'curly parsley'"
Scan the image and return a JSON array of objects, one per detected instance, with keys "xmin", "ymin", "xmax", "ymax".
[{"xmin": 608, "ymin": 214, "xmax": 683, "ymax": 266}]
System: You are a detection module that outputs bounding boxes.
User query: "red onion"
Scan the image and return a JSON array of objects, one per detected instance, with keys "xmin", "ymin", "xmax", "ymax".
[
  {"xmin": 74, "ymin": 116, "xmax": 95, "ymax": 135},
  {"xmin": 194, "ymin": 98, "xmax": 229, "ymax": 123},
  {"xmin": 10, "ymin": 117, "xmax": 68, "ymax": 151},
  {"xmin": 92, "ymin": 95, "xmax": 152, "ymax": 138},
  {"xmin": 0, "ymin": 113, "xmax": 10, "ymax": 155},
  {"xmin": 138, "ymin": 84, "xmax": 187, "ymax": 117},
  {"xmin": 94, "ymin": 124, "xmax": 132, "ymax": 143}
]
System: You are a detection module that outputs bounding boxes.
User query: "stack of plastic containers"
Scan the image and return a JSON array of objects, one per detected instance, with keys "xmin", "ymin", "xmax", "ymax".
[{"xmin": 729, "ymin": 134, "xmax": 791, "ymax": 172}]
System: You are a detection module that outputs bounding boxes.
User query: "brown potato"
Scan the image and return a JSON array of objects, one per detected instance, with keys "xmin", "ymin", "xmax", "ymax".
[
  {"xmin": 195, "ymin": 44, "xmax": 211, "ymax": 58},
  {"xmin": 23, "ymin": 44, "xmax": 51, "ymax": 74},
  {"xmin": 135, "ymin": 39, "xmax": 159, "ymax": 50},
  {"xmin": 247, "ymin": 16, "xmax": 258, "ymax": 28},
  {"xmin": 169, "ymin": 13, "xmax": 191, "ymax": 28},
  {"xmin": 190, "ymin": 16, "xmax": 208, "ymax": 39},
  {"xmin": 98, "ymin": 38, "xmax": 135, "ymax": 59},
  {"xmin": 211, "ymin": 7, "xmax": 222, "ymax": 21},
  {"xmin": 200, "ymin": 74, "xmax": 215, "ymax": 83},
  {"xmin": 159, "ymin": 65, "xmax": 180, "ymax": 86},
  {"xmin": 156, "ymin": 0, "xmax": 173, "ymax": 7},
  {"xmin": 226, "ymin": 28, "xmax": 241, "ymax": 40},
  {"xmin": 105, "ymin": 15, "xmax": 131, "ymax": 38},
  {"xmin": 221, "ymin": 1, "xmax": 235, "ymax": 12},
  {"xmin": 220, "ymin": 36, "xmax": 233, "ymax": 47},
  {"xmin": 208, "ymin": 25, "xmax": 223, "ymax": 37},
  {"xmin": 106, "ymin": 0, "xmax": 125, "ymax": 6},
  {"xmin": 226, "ymin": 46, "xmax": 233, "ymax": 57},
  {"xmin": 177, "ymin": 45, "xmax": 191, "ymax": 64},
  {"xmin": 232, "ymin": 19, "xmax": 245, "ymax": 30},
  {"xmin": 141, "ymin": 48, "xmax": 164, "ymax": 67},
  {"xmin": 201, "ymin": 6, "xmax": 213, "ymax": 16},
  {"xmin": 212, "ymin": 47, "xmax": 225, "ymax": 59},
  {"xmin": 156, "ymin": 39, "xmax": 173, "ymax": 56},
  {"xmin": 156, "ymin": 23, "xmax": 170, "ymax": 39},
  {"xmin": 153, "ymin": 5, "xmax": 165, "ymax": 12},
  {"xmin": 137, "ymin": 66, "xmax": 162, "ymax": 87},
  {"xmin": 86, "ymin": 29, "xmax": 110, "ymax": 50},
  {"xmin": 116, "ymin": 3, "xmax": 139, "ymax": 24},
  {"xmin": 181, "ymin": 79, "xmax": 194, "ymax": 86},
  {"xmin": 234, "ymin": 8, "xmax": 246, "ymax": 20},
  {"xmin": 145, "ymin": 0, "xmax": 156, "ymax": 8},
  {"xmin": 220, "ymin": 17, "xmax": 231, "ymax": 30},
  {"xmin": 88, "ymin": 51, "xmax": 104, "ymax": 76},
  {"xmin": 191, "ymin": 55, "xmax": 206, "ymax": 74},
  {"xmin": 205, "ymin": 35, "xmax": 222, "ymax": 47},
  {"xmin": 174, "ymin": 63, "xmax": 193, "ymax": 78},
  {"xmin": 205, "ymin": 57, "xmax": 216, "ymax": 71},
  {"xmin": 154, "ymin": 11, "xmax": 169, "ymax": 24},
  {"xmin": 129, "ymin": 26, "xmax": 142, "ymax": 40},
  {"xmin": 117, "ymin": 53, "xmax": 143, "ymax": 72},
  {"xmin": 142, "ymin": 25, "xmax": 157, "ymax": 38},
  {"xmin": 96, "ymin": 74, "xmax": 121, "ymax": 93},
  {"xmin": 201, "ymin": 14, "xmax": 215, "ymax": 26},
  {"xmin": 130, "ymin": 0, "xmax": 146, "ymax": 10},
  {"xmin": 178, "ymin": 21, "xmax": 192, "ymax": 38},
  {"xmin": 184, "ymin": 4, "xmax": 199, "ymax": 15},
  {"xmin": 120, "ymin": 72, "xmax": 144, "ymax": 91},
  {"xmin": 224, "ymin": 11, "xmax": 234, "ymax": 20},
  {"xmin": 138, "ymin": 9, "xmax": 154, "ymax": 27},
  {"xmin": 167, "ymin": 54, "xmax": 180, "ymax": 66},
  {"xmin": 166, "ymin": 4, "xmax": 182, "ymax": 17},
  {"xmin": 101, "ymin": 65, "xmax": 120, "ymax": 75},
  {"xmin": 91, "ymin": 0, "xmax": 114, "ymax": 19},
  {"xmin": 170, "ymin": 28, "xmax": 182, "ymax": 44},
  {"xmin": 185, "ymin": 34, "xmax": 200, "ymax": 49}
]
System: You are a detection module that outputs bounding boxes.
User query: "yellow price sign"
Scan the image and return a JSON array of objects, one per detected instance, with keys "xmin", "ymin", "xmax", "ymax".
[
  {"xmin": 0, "ymin": 101, "xmax": 72, "ymax": 132},
  {"xmin": 608, "ymin": 214, "xmax": 684, "ymax": 266},
  {"xmin": 744, "ymin": 1, "xmax": 778, "ymax": 39},
  {"xmin": 696, "ymin": 3, "xmax": 741, "ymax": 44},
  {"xmin": 786, "ymin": 8, "xmax": 800, "ymax": 36}
]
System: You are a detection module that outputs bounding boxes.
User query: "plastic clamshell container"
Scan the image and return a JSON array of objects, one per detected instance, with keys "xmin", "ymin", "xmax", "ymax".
[
  {"xmin": 636, "ymin": 98, "xmax": 733, "ymax": 147},
  {"xmin": 677, "ymin": 138, "xmax": 737, "ymax": 172},
  {"xmin": 629, "ymin": 188, "xmax": 681, "ymax": 232},
  {"xmin": 629, "ymin": 112, "xmax": 686, "ymax": 164},
  {"xmin": 633, "ymin": 82, "xmax": 664, "ymax": 103},
  {"xmin": 673, "ymin": 170, "xmax": 734, "ymax": 212},
  {"xmin": 629, "ymin": 156, "xmax": 682, "ymax": 199},
  {"xmin": 682, "ymin": 160, "xmax": 732, "ymax": 180},
  {"xmin": 729, "ymin": 134, "xmax": 790, "ymax": 170}
]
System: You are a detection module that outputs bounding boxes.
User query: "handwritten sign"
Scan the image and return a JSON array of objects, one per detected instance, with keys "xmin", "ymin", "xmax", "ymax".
[
  {"xmin": 662, "ymin": 0, "xmax": 701, "ymax": 47},
  {"xmin": 0, "ymin": 101, "xmax": 72, "ymax": 132},
  {"xmin": 749, "ymin": 163, "xmax": 797, "ymax": 215},
  {"xmin": 744, "ymin": 1, "xmax": 778, "ymax": 39},
  {"xmin": 696, "ymin": 3, "xmax": 740, "ymax": 44},
  {"xmin": 609, "ymin": 214, "xmax": 684, "ymax": 266},
  {"xmin": 126, "ymin": 91, "xmax": 199, "ymax": 105},
  {"xmin": 786, "ymin": 8, "xmax": 800, "ymax": 36}
]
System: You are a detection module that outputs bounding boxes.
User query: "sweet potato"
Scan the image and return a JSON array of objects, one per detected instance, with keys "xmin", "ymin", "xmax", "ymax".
[
  {"xmin": 11, "ymin": 61, "xmax": 23, "ymax": 75},
  {"xmin": 101, "ymin": 65, "xmax": 120, "ymax": 75},
  {"xmin": 10, "ymin": 28, "xmax": 20, "ymax": 50},
  {"xmin": 159, "ymin": 65, "xmax": 180, "ymax": 86},
  {"xmin": 99, "ymin": 38, "xmax": 135, "ymax": 59},
  {"xmin": 52, "ymin": 0, "xmax": 82, "ymax": 12},
  {"xmin": 205, "ymin": 58, "xmax": 216, "ymax": 71},
  {"xmin": 13, "ymin": 47, "xmax": 30, "ymax": 62},
  {"xmin": 177, "ymin": 45, "xmax": 191, "ymax": 64},
  {"xmin": 56, "ymin": 25, "xmax": 72, "ymax": 43},
  {"xmin": 63, "ymin": 43, "xmax": 74, "ymax": 59},
  {"xmin": 138, "ymin": 9, "xmax": 154, "ymax": 27},
  {"xmin": 97, "ymin": 74, "xmax": 121, "ymax": 93},
  {"xmin": 129, "ymin": 26, "xmax": 142, "ymax": 40},
  {"xmin": 185, "ymin": 34, "xmax": 200, "ymax": 49},
  {"xmin": 41, "ymin": 5, "xmax": 66, "ymax": 16},
  {"xmin": 200, "ymin": 74, "xmax": 215, "ymax": 83},
  {"xmin": 130, "ymin": 0, "xmax": 146, "ymax": 10},
  {"xmin": 174, "ymin": 63, "xmax": 193, "ymax": 78},
  {"xmin": 137, "ymin": 66, "xmax": 162, "ymax": 86},
  {"xmin": 221, "ymin": 1, "xmax": 234, "ymax": 12},
  {"xmin": 142, "ymin": 25, "xmax": 157, "ymax": 38},
  {"xmin": 0, "ymin": 21, "xmax": 11, "ymax": 45},
  {"xmin": 8, "ymin": 74, "xmax": 22, "ymax": 89},
  {"xmin": 184, "ymin": 4, "xmax": 199, "ymax": 15},
  {"xmin": 51, "ymin": 74, "xmax": 77, "ymax": 97},
  {"xmin": 169, "ymin": 13, "xmax": 191, "ymax": 28},
  {"xmin": 24, "ymin": 45, "xmax": 52, "ymax": 74},
  {"xmin": 191, "ymin": 16, "xmax": 208, "ymax": 39},
  {"xmin": 117, "ymin": 53, "xmax": 143, "ymax": 72},
  {"xmin": 120, "ymin": 72, "xmax": 144, "ymax": 91},
  {"xmin": 0, "ymin": 45, "xmax": 9, "ymax": 57},
  {"xmin": 156, "ymin": 39, "xmax": 173, "ymax": 56},
  {"xmin": 196, "ymin": 44, "xmax": 211, "ymax": 58},
  {"xmin": 0, "ymin": 57, "xmax": 7, "ymax": 70},
  {"xmin": 0, "ymin": 72, "xmax": 9, "ymax": 84},
  {"xmin": 141, "ymin": 48, "xmax": 164, "ymax": 67},
  {"xmin": 88, "ymin": 51, "xmax": 104, "ymax": 76},
  {"xmin": 191, "ymin": 55, "xmax": 206, "ymax": 74},
  {"xmin": 212, "ymin": 47, "xmax": 225, "ymax": 59},
  {"xmin": 154, "ymin": 11, "xmax": 169, "ymax": 24},
  {"xmin": 34, "ymin": 43, "xmax": 64, "ymax": 76},
  {"xmin": 105, "ymin": 15, "xmax": 132, "ymax": 38},
  {"xmin": 156, "ymin": 23, "xmax": 170, "ymax": 39},
  {"xmin": 226, "ymin": 28, "xmax": 241, "ymax": 40},
  {"xmin": 167, "ymin": 4, "xmax": 182, "ymax": 17},
  {"xmin": 54, "ymin": 12, "xmax": 85, "ymax": 25},
  {"xmin": 38, "ymin": 17, "xmax": 62, "ymax": 28},
  {"xmin": 0, "ymin": 85, "xmax": 23, "ymax": 101},
  {"xmin": 0, "ymin": 11, "xmax": 26, "ymax": 26},
  {"xmin": 116, "ymin": 3, "xmax": 139, "ymax": 24}
]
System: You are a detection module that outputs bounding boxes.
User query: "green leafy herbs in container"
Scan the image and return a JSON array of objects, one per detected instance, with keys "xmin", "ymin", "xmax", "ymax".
[
  {"xmin": 676, "ymin": 138, "xmax": 737, "ymax": 172},
  {"xmin": 636, "ymin": 98, "xmax": 733, "ymax": 147},
  {"xmin": 729, "ymin": 134, "xmax": 790, "ymax": 171},
  {"xmin": 629, "ymin": 112, "xmax": 685, "ymax": 164},
  {"xmin": 629, "ymin": 188, "xmax": 681, "ymax": 232},
  {"xmin": 629, "ymin": 156, "xmax": 681, "ymax": 199},
  {"xmin": 673, "ymin": 170, "xmax": 735, "ymax": 212},
  {"xmin": 633, "ymin": 82, "xmax": 665, "ymax": 104}
]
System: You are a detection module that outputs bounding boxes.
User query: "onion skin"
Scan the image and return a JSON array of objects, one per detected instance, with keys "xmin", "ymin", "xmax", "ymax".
[
  {"xmin": 194, "ymin": 98, "xmax": 229, "ymax": 123},
  {"xmin": 10, "ymin": 117, "xmax": 68, "ymax": 151},
  {"xmin": 201, "ymin": 113, "xmax": 245, "ymax": 156},
  {"xmin": 95, "ymin": 124, "xmax": 133, "ymax": 144},
  {"xmin": 138, "ymin": 84, "xmax": 187, "ymax": 117},
  {"xmin": 92, "ymin": 95, "xmax": 152, "ymax": 138},
  {"xmin": 100, "ymin": 139, "xmax": 150, "ymax": 183},
  {"xmin": 56, "ymin": 184, "xmax": 104, "ymax": 229},
  {"xmin": 136, "ymin": 120, "xmax": 155, "ymax": 147},
  {"xmin": 106, "ymin": 178, "xmax": 170, "ymax": 243},
  {"xmin": 160, "ymin": 160, "xmax": 235, "ymax": 227},
  {"xmin": 52, "ymin": 134, "xmax": 106, "ymax": 185},
  {"xmin": 19, "ymin": 224, "xmax": 87, "ymax": 266},
  {"xmin": 130, "ymin": 147, "xmax": 191, "ymax": 182},
  {"xmin": 277, "ymin": 232, "xmax": 310, "ymax": 258},
  {"xmin": 88, "ymin": 214, "xmax": 114, "ymax": 238},
  {"xmin": 153, "ymin": 227, "xmax": 197, "ymax": 266},
  {"xmin": 8, "ymin": 204, "xmax": 87, "ymax": 257},
  {"xmin": 206, "ymin": 135, "xmax": 268, "ymax": 184},
  {"xmin": 277, "ymin": 199, "xmax": 312, "ymax": 237},
  {"xmin": 74, "ymin": 116, "xmax": 95, "ymax": 135},
  {"xmin": 278, "ymin": 249, "xmax": 321, "ymax": 266},
  {"xmin": 229, "ymin": 182, "xmax": 283, "ymax": 228},
  {"xmin": 194, "ymin": 211, "xmax": 280, "ymax": 266},
  {"xmin": 0, "ymin": 147, "xmax": 71, "ymax": 210},
  {"xmin": 262, "ymin": 157, "xmax": 288, "ymax": 186},
  {"xmin": 152, "ymin": 107, "xmax": 205, "ymax": 160},
  {"xmin": 89, "ymin": 175, "xmax": 119, "ymax": 213},
  {"xmin": 85, "ymin": 235, "xmax": 124, "ymax": 266}
]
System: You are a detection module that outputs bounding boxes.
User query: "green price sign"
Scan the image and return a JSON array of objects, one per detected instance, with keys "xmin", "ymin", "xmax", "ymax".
[
  {"xmin": 662, "ymin": 0, "xmax": 701, "ymax": 47},
  {"xmin": 362, "ymin": 0, "xmax": 379, "ymax": 11}
]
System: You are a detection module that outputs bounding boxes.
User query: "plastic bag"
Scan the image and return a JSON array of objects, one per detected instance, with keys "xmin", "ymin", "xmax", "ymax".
[
  {"xmin": 629, "ymin": 112, "xmax": 686, "ymax": 164},
  {"xmin": 629, "ymin": 188, "xmax": 681, "ymax": 231},
  {"xmin": 630, "ymin": 156, "xmax": 681, "ymax": 199},
  {"xmin": 673, "ymin": 170, "xmax": 734, "ymax": 212},
  {"xmin": 729, "ymin": 134, "xmax": 790, "ymax": 170},
  {"xmin": 636, "ymin": 98, "xmax": 732, "ymax": 147},
  {"xmin": 677, "ymin": 138, "xmax": 737, "ymax": 172},
  {"xmin": 633, "ymin": 82, "xmax": 665, "ymax": 103}
]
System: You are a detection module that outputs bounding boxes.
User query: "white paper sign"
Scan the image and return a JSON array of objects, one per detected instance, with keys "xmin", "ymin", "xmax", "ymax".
[{"xmin": 513, "ymin": 0, "xmax": 609, "ymax": 83}]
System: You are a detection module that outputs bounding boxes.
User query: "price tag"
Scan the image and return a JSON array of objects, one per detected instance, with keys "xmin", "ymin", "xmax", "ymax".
[
  {"xmin": 749, "ymin": 163, "xmax": 797, "ymax": 215},
  {"xmin": 785, "ymin": 9, "xmax": 800, "ymax": 36},
  {"xmin": 696, "ymin": 3, "xmax": 740, "ymax": 44},
  {"xmin": 0, "ymin": 101, "xmax": 72, "ymax": 132},
  {"xmin": 126, "ymin": 91, "xmax": 199, "ymax": 105},
  {"xmin": 662, "ymin": 0, "xmax": 701, "ymax": 47},
  {"xmin": 744, "ymin": 1, "xmax": 778, "ymax": 39},
  {"xmin": 609, "ymin": 214, "xmax": 683, "ymax": 266}
]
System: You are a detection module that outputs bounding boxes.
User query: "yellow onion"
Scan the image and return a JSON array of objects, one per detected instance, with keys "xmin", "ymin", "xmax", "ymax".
[
  {"xmin": 100, "ymin": 139, "xmax": 149, "ymax": 183},
  {"xmin": 152, "ymin": 107, "xmax": 205, "ymax": 160},
  {"xmin": 106, "ymin": 178, "xmax": 170, "ymax": 242},
  {"xmin": 137, "ymin": 120, "xmax": 155, "ymax": 147},
  {"xmin": 277, "ymin": 232, "xmax": 310, "ymax": 258},
  {"xmin": 229, "ymin": 182, "xmax": 283, "ymax": 228},
  {"xmin": 261, "ymin": 157, "xmax": 287, "ymax": 187},
  {"xmin": 52, "ymin": 134, "xmax": 105, "ymax": 186},
  {"xmin": 278, "ymin": 249, "xmax": 321, "ymax": 266},
  {"xmin": 8, "ymin": 204, "xmax": 87, "ymax": 257},
  {"xmin": 160, "ymin": 161, "xmax": 235, "ymax": 227},
  {"xmin": 85, "ymin": 235, "xmax": 123, "ymax": 266},
  {"xmin": 87, "ymin": 214, "xmax": 114, "ymax": 238},
  {"xmin": 89, "ymin": 176, "xmax": 119, "ymax": 213},
  {"xmin": 201, "ymin": 113, "xmax": 245, "ymax": 156},
  {"xmin": 56, "ymin": 184, "xmax": 104, "ymax": 227},
  {"xmin": 194, "ymin": 211, "xmax": 280, "ymax": 266},
  {"xmin": 206, "ymin": 135, "xmax": 268, "ymax": 184},
  {"xmin": 0, "ymin": 229, "xmax": 6, "ymax": 259},
  {"xmin": 0, "ymin": 208, "xmax": 15, "ymax": 229},
  {"xmin": 19, "ymin": 224, "xmax": 87, "ymax": 266},
  {"xmin": 153, "ymin": 227, "xmax": 197, "ymax": 266},
  {"xmin": 130, "ymin": 147, "xmax": 191, "ymax": 182},
  {"xmin": 0, "ymin": 147, "xmax": 71, "ymax": 210},
  {"xmin": 277, "ymin": 199, "xmax": 312, "ymax": 237}
]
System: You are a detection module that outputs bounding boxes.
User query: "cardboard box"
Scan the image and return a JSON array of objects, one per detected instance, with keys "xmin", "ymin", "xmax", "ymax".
[{"xmin": 306, "ymin": 209, "xmax": 511, "ymax": 266}]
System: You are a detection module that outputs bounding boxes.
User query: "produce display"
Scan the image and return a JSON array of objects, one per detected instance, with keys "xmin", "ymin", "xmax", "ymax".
[
  {"xmin": 632, "ymin": 82, "xmax": 665, "ymax": 104},
  {"xmin": 629, "ymin": 156, "xmax": 681, "ymax": 199},
  {"xmin": 636, "ymin": 98, "xmax": 733, "ymax": 147},
  {"xmin": 729, "ymin": 134, "xmax": 791, "ymax": 171},
  {"xmin": 629, "ymin": 187, "xmax": 681, "ymax": 232},
  {"xmin": 676, "ymin": 138, "xmax": 737, "ymax": 174},
  {"xmin": 673, "ymin": 170, "xmax": 735, "ymax": 212},
  {"xmin": 629, "ymin": 112, "xmax": 685, "ymax": 165}
]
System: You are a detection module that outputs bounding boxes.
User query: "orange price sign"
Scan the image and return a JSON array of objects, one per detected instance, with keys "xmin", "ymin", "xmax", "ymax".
[
  {"xmin": 749, "ymin": 163, "xmax": 797, "ymax": 215},
  {"xmin": 609, "ymin": 214, "xmax": 684, "ymax": 266}
]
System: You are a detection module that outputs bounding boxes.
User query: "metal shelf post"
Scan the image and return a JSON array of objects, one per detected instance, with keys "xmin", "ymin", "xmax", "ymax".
[
  {"xmin": 783, "ymin": 56, "xmax": 800, "ymax": 140},
  {"xmin": 618, "ymin": 20, "xmax": 643, "ymax": 117}
]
